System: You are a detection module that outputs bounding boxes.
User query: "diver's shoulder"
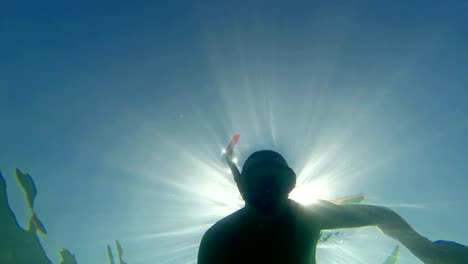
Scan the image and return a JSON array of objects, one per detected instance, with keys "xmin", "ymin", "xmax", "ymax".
[
  {"xmin": 288, "ymin": 199, "xmax": 311, "ymax": 214},
  {"xmin": 288, "ymin": 199, "xmax": 303, "ymax": 208},
  {"xmin": 203, "ymin": 208, "xmax": 247, "ymax": 238},
  {"xmin": 288, "ymin": 199, "xmax": 333, "ymax": 222}
]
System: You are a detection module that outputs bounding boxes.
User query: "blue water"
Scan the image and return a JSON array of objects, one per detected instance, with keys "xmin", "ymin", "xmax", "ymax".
[{"xmin": 1, "ymin": 1, "xmax": 467, "ymax": 263}]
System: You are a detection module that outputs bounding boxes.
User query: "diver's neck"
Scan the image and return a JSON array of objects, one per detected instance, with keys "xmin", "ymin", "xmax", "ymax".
[{"xmin": 244, "ymin": 199, "xmax": 291, "ymax": 221}]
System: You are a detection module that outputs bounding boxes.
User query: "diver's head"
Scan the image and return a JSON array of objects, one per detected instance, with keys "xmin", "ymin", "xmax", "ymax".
[{"xmin": 236, "ymin": 150, "xmax": 296, "ymax": 214}]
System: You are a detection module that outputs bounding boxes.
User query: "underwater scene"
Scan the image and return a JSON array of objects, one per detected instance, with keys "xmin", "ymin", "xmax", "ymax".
[{"xmin": 1, "ymin": 1, "xmax": 468, "ymax": 263}]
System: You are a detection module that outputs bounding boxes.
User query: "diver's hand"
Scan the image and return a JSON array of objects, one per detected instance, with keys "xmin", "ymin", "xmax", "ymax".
[{"xmin": 427, "ymin": 240, "xmax": 468, "ymax": 264}]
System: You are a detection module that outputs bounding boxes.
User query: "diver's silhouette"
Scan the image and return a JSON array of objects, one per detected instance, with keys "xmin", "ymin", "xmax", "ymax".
[{"xmin": 198, "ymin": 150, "xmax": 468, "ymax": 264}]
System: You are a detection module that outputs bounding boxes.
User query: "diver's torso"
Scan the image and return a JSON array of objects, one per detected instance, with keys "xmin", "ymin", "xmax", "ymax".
[{"xmin": 210, "ymin": 200, "xmax": 320, "ymax": 264}]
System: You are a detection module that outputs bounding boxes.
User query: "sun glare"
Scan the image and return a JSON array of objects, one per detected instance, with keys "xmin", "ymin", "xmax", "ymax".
[{"xmin": 290, "ymin": 176, "xmax": 332, "ymax": 205}]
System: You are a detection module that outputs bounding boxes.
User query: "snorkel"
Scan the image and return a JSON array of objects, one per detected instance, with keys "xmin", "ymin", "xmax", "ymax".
[{"xmin": 223, "ymin": 133, "xmax": 242, "ymax": 182}]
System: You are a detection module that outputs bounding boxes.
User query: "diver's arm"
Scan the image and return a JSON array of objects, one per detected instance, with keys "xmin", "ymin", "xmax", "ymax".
[
  {"xmin": 374, "ymin": 211, "xmax": 468, "ymax": 264},
  {"xmin": 197, "ymin": 234, "xmax": 213, "ymax": 264},
  {"xmin": 310, "ymin": 199, "xmax": 383, "ymax": 229},
  {"xmin": 198, "ymin": 229, "xmax": 222, "ymax": 264},
  {"xmin": 310, "ymin": 200, "xmax": 437, "ymax": 262}
]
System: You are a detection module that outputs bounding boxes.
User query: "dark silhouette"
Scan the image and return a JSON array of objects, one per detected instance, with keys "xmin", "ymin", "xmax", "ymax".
[{"xmin": 198, "ymin": 150, "xmax": 468, "ymax": 264}]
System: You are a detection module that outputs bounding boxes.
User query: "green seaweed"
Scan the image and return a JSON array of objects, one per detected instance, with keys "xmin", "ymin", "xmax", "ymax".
[
  {"xmin": 107, "ymin": 245, "xmax": 115, "ymax": 264},
  {"xmin": 116, "ymin": 240, "xmax": 128, "ymax": 264},
  {"xmin": 0, "ymin": 170, "xmax": 52, "ymax": 264},
  {"xmin": 30, "ymin": 212, "xmax": 48, "ymax": 235},
  {"xmin": 14, "ymin": 168, "xmax": 37, "ymax": 210},
  {"xmin": 59, "ymin": 249, "xmax": 78, "ymax": 264}
]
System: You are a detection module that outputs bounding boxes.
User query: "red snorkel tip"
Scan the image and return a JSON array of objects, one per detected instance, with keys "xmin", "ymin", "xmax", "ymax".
[
  {"xmin": 223, "ymin": 134, "xmax": 242, "ymax": 181},
  {"xmin": 231, "ymin": 133, "xmax": 240, "ymax": 145}
]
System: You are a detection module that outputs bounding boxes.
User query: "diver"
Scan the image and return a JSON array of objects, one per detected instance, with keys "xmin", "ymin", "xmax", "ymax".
[{"xmin": 198, "ymin": 150, "xmax": 468, "ymax": 264}]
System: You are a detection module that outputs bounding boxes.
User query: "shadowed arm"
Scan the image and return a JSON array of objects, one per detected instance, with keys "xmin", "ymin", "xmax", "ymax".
[{"xmin": 309, "ymin": 200, "xmax": 467, "ymax": 263}]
